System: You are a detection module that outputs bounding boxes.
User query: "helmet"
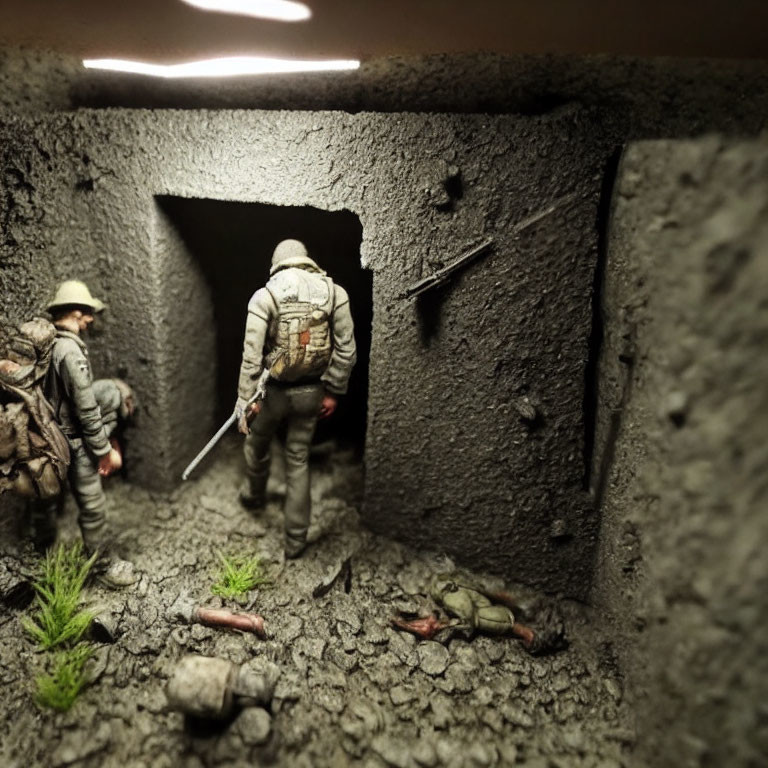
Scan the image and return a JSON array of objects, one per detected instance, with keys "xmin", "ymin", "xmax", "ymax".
[
  {"xmin": 271, "ymin": 239, "xmax": 308, "ymax": 270},
  {"xmin": 47, "ymin": 280, "xmax": 105, "ymax": 314}
]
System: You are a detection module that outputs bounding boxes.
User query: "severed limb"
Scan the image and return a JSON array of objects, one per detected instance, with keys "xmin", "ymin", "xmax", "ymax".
[
  {"xmin": 174, "ymin": 597, "xmax": 267, "ymax": 639},
  {"xmin": 391, "ymin": 612, "xmax": 456, "ymax": 640},
  {"xmin": 194, "ymin": 607, "xmax": 266, "ymax": 639}
]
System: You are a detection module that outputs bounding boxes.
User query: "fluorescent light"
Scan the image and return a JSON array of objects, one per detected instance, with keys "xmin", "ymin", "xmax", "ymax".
[
  {"xmin": 180, "ymin": 0, "xmax": 311, "ymax": 22},
  {"xmin": 82, "ymin": 57, "xmax": 360, "ymax": 78}
]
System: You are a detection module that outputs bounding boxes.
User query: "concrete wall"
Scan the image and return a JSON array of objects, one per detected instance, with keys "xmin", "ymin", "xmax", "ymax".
[
  {"xmin": 592, "ymin": 136, "xmax": 768, "ymax": 767},
  {"xmin": 0, "ymin": 107, "xmax": 610, "ymax": 597}
]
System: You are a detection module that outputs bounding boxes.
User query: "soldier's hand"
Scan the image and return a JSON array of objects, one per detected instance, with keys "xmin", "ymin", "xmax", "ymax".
[
  {"xmin": 238, "ymin": 402, "xmax": 261, "ymax": 435},
  {"xmin": 319, "ymin": 394, "xmax": 338, "ymax": 419},
  {"xmin": 98, "ymin": 448, "xmax": 122, "ymax": 478}
]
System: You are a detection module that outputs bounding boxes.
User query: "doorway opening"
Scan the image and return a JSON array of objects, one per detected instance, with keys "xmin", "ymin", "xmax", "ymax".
[{"xmin": 155, "ymin": 196, "xmax": 371, "ymax": 481}]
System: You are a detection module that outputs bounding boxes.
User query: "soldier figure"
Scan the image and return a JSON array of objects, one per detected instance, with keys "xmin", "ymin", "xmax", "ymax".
[
  {"xmin": 40, "ymin": 280, "xmax": 136, "ymax": 587},
  {"xmin": 236, "ymin": 239, "xmax": 356, "ymax": 559}
]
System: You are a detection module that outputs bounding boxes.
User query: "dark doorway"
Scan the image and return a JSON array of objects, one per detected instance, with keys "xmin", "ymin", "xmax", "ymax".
[{"xmin": 156, "ymin": 197, "xmax": 371, "ymax": 454}]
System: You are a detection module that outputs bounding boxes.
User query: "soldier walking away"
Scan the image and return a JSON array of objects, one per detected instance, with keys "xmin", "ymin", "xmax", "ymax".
[
  {"xmin": 38, "ymin": 280, "xmax": 137, "ymax": 587},
  {"xmin": 236, "ymin": 239, "xmax": 356, "ymax": 559}
]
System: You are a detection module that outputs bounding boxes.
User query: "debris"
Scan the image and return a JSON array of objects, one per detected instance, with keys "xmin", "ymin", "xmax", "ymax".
[
  {"xmin": 166, "ymin": 654, "xmax": 279, "ymax": 720},
  {"xmin": 390, "ymin": 612, "xmax": 454, "ymax": 640},
  {"xmin": 312, "ymin": 556, "xmax": 352, "ymax": 598},
  {"xmin": 173, "ymin": 597, "xmax": 266, "ymax": 638}
]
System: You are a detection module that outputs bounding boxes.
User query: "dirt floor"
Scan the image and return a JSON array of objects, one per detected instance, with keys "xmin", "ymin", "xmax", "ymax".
[{"xmin": 0, "ymin": 437, "xmax": 634, "ymax": 768}]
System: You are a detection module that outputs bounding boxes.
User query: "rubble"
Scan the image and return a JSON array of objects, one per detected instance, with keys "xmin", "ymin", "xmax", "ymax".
[{"xmin": 0, "ymin": 440, "xmax": 633, "ymax": 767}]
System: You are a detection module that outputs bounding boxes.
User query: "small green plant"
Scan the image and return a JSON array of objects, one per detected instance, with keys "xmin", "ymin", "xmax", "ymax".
[
  {"xmin": 22, "ymin": 542, "xmax": 97, "ymax": 650},
  {"xmin": 35, "ymin": 644, "xmax": 93, "ymax": 712},
  {"xmin": 211, "ymin": 552, "xmax": 270, "ymax": 600}
]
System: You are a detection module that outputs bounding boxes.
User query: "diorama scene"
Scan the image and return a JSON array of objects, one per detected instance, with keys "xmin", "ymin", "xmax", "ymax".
[{"xmin": 1, "ymin": 2, "xmax": 766, "ymax": 767}]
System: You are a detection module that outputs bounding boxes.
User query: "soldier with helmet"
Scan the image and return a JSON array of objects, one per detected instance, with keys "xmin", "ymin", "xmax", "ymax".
[
  {"xmin": 236, "ymin": 239, "xmax": 356, "ymax": 559},
  {"xmin": 40, "ymin": 279, "xmax": 137, "ymax": 587}
]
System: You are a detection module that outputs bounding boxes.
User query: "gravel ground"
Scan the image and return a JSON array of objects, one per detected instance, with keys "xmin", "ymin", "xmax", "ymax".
[{"xmin": 0, "ymin": 437, "xmax": 634, "ymax": 768}]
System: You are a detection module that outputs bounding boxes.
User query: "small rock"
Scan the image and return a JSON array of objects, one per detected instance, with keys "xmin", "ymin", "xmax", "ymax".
[
  {"xmin": 552, "ymin": 670, "xmax": 571, "ymax": 692},
  {"xmin": 389, "ymin": 684, "xmax": 417, "ymax": 706},
  {"xmin": 467, "ymin": 742, "xmax": 496, "ymax": 767},
  {"xmin": 52, "ymin": 722, "xmax": 111, "ymax": 766},
  {"xmin": 501, "ymin": 702, "xmax": 534, "ymax": 728},
  {"xmin": 371, "ymin": 735, "xmax": 411, "ymax": 768},
  {"xmin": 444, "ymin": 663, "xmax": 474, "ymax": 693},
  {"xmin": 316, "ymin": 688, "xmax": 346, "ymax": 715},
  {"xmin": 418, "ymin": 642, "xmax": 449, "ymax": 676},
  {"xmin": 366, "ymin": 623, "xmax": 390, "ymax": 645},
  {"xmin": 474, "ymin": 685, "xmax": 494, "ymax": 705},
  {"xmin": 561, "ymin": 725, "xmax": 585, "ymax": 752},
  {"xmin": 232, "ymin": 707, "xmax": 272, "ymax": 746},
  {"xmin": 480, "ymin": 708, "xmax": 504, "ymax": 734},
  {"xmin": 413, "ymin": 738, "xmax": 438, "ymax": 767},
  {"xmin": 430, "ymin": 697, "xmax": 453, "ymax": 730}
]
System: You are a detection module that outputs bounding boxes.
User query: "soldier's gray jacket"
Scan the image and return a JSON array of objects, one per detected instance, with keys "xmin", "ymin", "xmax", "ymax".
[
  {"xmin": 45, "ymin": 330, "xmax": 110, "ymax": 457},
  {"xmin": 237, "ymin": 255, "xmax": 356, "ymax": 402}
]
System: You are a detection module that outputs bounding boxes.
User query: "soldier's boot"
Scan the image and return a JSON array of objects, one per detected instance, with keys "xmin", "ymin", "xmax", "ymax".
[
  {"xmin": 284, "ymin": 535, "xmax": 307, "ymax": 560},
  {"xmin": 239, "ymin": 472, "xmax": 267, "ymax": 510},
  {"xmin": 82, "ymin": 530, "xmax": 137, "ymax": 589}
]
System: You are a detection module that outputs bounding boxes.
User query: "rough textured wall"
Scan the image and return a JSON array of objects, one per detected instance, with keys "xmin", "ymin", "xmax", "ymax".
[
  {"xmin": 0, "ymin": 107, "xmax": 610, "ymax": 596},
  {"xmin": 591, "ymin": 137, "xmax": 768, "ymax": 766}
]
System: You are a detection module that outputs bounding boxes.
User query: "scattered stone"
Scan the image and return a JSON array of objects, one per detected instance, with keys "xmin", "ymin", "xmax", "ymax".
[
  {"xmin": 417, "ymin": 642, "xmax": 449, "ymax": 676},
  {"xmin": 466, "ymin": 742, "xmax": 497, "ymax": 767},
  {"xmin": 444, "ymin": 663, "xmax": 474, "ymax": 693},
  {"xmin": 561, "ymin": 725, "xmax": 585, "ymax": 752},
  {"xmin": 371, "ymin": 735, "xmax": 411, "ymax": 768},
  {"xmin": 501, "ymin": 702, "xmax": 534, "ymax": 728},
  {"xmin": 412, "ymin": 738, "xmax": 438, "ymax": 767},
  {"xmin": 52, "ymin": 722, "xmax": 111, "ymax": 766},
  {"xmin": 327, "ymin": 646, "xmax": 359, "ymax": 673},
  {"xmin": 232, "ymin": 707, "xmax": 272, "ymax": 746},
  {"xmin": 429, "ymin": 697, "xmax": 453, "ymax": 730},
  {"xmin": 389, "ymin": 684, "xmax": 417, "ymax": 706},
  {"xmin": 552, "ymin": 670, "xmax": 571, "ymax": 692},
  {"xmin": 480, "ymin": 707, "xmax": 505, "ymax": 734},
  {"xmin": 316, "ymin": 688, "xmax": 346, "ymax": 715}
]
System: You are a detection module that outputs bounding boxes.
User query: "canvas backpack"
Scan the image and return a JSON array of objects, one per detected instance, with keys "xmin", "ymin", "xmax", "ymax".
[
  {"xmin": 264, "ymin": 267, "xmax": 335, "ymax": 382},
  {"xmin": 0, "ymin": 318, "xmax": 70, "ymax": 500}
]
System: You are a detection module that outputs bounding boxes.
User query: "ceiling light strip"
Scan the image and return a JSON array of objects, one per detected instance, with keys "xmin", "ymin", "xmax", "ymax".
[
  {"xmin": 180, "ymin": 0, "xmax": 311, "ymax": 22},
  {"xmin": 82, "ymin": 57, "xmax": 360, "ymax": 79}
]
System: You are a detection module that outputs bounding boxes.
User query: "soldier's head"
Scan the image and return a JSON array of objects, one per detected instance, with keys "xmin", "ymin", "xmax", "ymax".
[
  {"xmin": 47, "ymin": 280, "xmax": 105, "ymax": 335},
  {"xmin": 271, "ymin": 239, "xmax": 308, "ymax": 270}
]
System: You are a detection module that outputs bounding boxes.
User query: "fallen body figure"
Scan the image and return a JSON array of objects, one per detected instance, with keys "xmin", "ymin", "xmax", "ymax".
[{"xmin": 391, "ymin": 574, "xmax": 566, "ymax": 655}]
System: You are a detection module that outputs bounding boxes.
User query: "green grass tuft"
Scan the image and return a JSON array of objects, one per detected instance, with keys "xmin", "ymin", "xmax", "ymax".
[
  {"xmin": 35, "ymin": 644, "xmax": 93, "ymax": 712},
  {"xmin": 22, "ymin": 541, "xmax": 97, "ymax": 650},
  {"xmin": 211, "ymin": 552, "xmax": 270, "ymax": 600}
]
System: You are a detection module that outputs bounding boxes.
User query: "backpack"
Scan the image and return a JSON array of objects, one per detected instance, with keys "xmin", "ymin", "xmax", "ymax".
[
  {"xmin": 265, "ymin": 267, "xmax": 335, "ymax": 382},
  {"xmin": 0, "ymin": 318, "xmax": 70, "ymax": 500}
]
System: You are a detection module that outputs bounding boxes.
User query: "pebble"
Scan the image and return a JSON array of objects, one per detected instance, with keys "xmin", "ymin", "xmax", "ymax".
[
  {"xmin": 233, "ymin": 707, "xmax": 272, "ymax": 746},
  {"xmin": 390, "ymin": 684, "xmax": 417, "ymax": 706},
  {"xmin": 552, "ymin": 670, "xmax": 571, "ymax": 692},
  {"xmin": 418, "ymin": 642, "xmax": 449, "ymax": 676},
  {"xmin": 371, "ymin": 735, "xmax": 411, "ymax": 768},
  {"xmin": 412, "ymin": 738, "xmax": 438, "ymax": 767},
  {"xmin": 501, "ymin": 702, "xmax": 534, "ymax": 728}
]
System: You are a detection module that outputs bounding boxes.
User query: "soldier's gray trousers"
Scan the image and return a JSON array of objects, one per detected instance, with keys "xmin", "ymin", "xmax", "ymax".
[
  {"xmin": 31, "ymin": 379, "xmax": 122, "ymax": 551},
  {"xmin": 243, "ymin": 382, "xmax": 324, "ymax": 549}
]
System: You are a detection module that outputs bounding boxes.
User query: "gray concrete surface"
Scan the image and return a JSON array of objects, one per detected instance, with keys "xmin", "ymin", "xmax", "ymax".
[{"xmin": 591, "ymin": 136, "xmax": 768, "ymax": 767}]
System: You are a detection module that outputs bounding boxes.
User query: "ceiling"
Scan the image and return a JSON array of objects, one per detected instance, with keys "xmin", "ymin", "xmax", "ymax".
[{"xmin": 2, "ymin": 0, "xmax": 767, "ymax": 63}]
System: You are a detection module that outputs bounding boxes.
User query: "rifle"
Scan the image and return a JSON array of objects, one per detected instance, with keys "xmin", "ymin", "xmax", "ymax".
[
  {"xmin": 401, "ymin": 191, "xmax": 578, "ymax": 301},
  {"xmin": 181, "ymin": 366, "xmax": 270, "ymax": 481}
]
